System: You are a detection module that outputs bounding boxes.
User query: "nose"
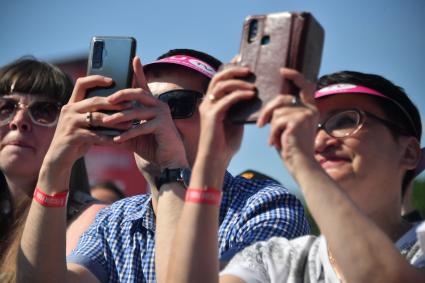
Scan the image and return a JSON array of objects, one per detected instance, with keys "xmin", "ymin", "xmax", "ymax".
[
  {"xmin": 314, "ymin": 128, "xmax": 340, "ymax": 153},
  {"xmin": 8, "ymin": 108, "xmax": 32, "ymax": 132}
]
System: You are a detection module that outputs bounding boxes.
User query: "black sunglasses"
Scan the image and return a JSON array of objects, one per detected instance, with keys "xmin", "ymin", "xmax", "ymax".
[{"xmin": 157, "ymin": 89, "xmax": 203, "ymax": 119}]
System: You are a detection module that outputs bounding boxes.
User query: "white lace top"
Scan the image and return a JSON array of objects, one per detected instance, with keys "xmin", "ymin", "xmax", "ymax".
[{"xmin": 220, "ymin": 223, "xmax": 425, "ymax": 283}]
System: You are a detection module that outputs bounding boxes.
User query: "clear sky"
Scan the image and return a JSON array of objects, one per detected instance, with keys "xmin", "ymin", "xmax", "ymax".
[{"xmin": 1, "ymin": 0, "xmax": 424, "ymax": 195}]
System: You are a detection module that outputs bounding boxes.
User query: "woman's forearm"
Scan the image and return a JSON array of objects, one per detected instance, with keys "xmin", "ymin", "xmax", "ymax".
[
  {"xmin": 165, "ymin": 153, "xmax": 226, "ymax": 283},
  {"xmin": 294, "ymin": 160, "xmax": 424, "ymax": 283},
  {"xmin": 17, "ymin": 164, "xmax": 71, "ymax": 282}
]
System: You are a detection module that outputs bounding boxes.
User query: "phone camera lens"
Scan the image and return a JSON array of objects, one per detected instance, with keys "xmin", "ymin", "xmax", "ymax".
[
  {"xmin": 92, "ymin": 40, "xmax": 104, "ymax": 68},
  {"xmin": 248, "ymin": 19, "xmax": 258, "ymax": 43}
]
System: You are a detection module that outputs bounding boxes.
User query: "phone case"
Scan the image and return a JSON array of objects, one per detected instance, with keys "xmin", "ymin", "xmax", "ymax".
[
  {"xmin": 86, "ymin": 36, "xmax": 137, "ymax": 135},
  {"xmin": 228, "ymin": 12, "xmax": 325, "ymax": 123}
]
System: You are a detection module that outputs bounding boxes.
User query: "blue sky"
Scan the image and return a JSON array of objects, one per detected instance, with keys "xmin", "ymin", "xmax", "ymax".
[{"xmin": 1, "ymin": 0, "xmax": 424, "ymax": 195}]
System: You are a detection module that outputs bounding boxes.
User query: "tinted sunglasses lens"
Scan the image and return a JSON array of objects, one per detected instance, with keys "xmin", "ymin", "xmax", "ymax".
[
  {"xmin": 325, "ymin": 110, "xmax": 361, "ymax": 137},
  {"xmin": 0, "ymin": 99, "xmax": 17, "ymax": 123},
  {"xmin": 159, "ymin": 91, "xmax": 200, "ymax": 119},
  {"xmin": 29, "ymin": 102, "xmax": 60, "ymax": 125}
]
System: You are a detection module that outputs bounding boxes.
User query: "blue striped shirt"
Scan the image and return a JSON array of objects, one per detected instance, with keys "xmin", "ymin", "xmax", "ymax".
[{"xmin": 68, "ymin": 172, "xmax": 309, "ymax": 282}]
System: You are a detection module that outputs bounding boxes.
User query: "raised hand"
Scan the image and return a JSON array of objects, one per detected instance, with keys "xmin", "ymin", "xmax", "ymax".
[
  {"xmin": 257, "ymin": 68, "xmax": 317, "ymax": 176},
  {"xmin": 197, "ymin": 65, "xmax": 256, "ymax": 167},
  {"xmin": 44, "ymin": 75, "xmax": 133, "ymax": 175},
  {"xmin": 103, "ymin": 57, "xmax": 188, "ymax": 173}
]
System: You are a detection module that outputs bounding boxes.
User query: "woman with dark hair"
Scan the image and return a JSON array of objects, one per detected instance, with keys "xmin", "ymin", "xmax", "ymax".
[
  {"xmin": 0, "ymin": 58, "xmax": 106, "ymax": 281},
  {"xmin": 162, "ymin": 67, "xmax": 425, "ymax": 282}
]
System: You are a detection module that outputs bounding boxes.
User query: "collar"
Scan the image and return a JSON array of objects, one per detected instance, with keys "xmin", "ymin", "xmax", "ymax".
[
  {"xmin": 125, "ymin": 195, "xmax": 156, "ymax": 231},
  {"xmin": 222, "ymin": 170, "xmax": 235, "ymax": 193}
]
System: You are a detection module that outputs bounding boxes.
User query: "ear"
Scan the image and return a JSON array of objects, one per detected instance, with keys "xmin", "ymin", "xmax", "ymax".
[{"xmin": 400, "ymin": 136, "xmax": 421, "ymax": 171}]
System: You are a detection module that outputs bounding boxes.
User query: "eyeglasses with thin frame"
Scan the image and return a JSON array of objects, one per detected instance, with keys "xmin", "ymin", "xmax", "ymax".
[
  {"xmin": 317, "ymin": 109, "xmax": 407, "ymax": 138},
  {"xmin": 0, "ymin": 97, "xmax": 62, "ymax": 127},
  {"xmin": 157, "ymin": 89, "xmax": 203, "ymax": 119}
]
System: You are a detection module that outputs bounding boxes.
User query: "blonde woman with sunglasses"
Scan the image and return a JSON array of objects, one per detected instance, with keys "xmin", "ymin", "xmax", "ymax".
[{"xmin": 0, "ymin": 58, "xmax": 107, "ymax": 282}]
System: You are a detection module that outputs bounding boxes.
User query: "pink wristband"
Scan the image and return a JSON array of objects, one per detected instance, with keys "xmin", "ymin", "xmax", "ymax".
[
  {"xmin": 185, "ymin": 187, "xmax": 222, "ymax": 206},
  {"xmin": 33, "ymin": 187, "xmax": 69, "ymax": 207}
]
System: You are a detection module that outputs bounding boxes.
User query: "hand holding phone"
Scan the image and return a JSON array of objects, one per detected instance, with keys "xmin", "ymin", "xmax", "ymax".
[
  {"xmin": 86, "ymin": 36, "xmax": 137, "ymax": 135},
  {"xmin": 228, "ymin": 12, "xmax": 325, "ymax": 123}
]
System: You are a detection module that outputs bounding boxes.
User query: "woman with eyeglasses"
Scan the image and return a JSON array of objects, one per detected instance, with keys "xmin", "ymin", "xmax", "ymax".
[
  {"xmin": 0, "ymin": 58, "xmax": 106, "ymax": 281},
  {"xmin": 164, "ymin": 68, "xmax": 425, "ymax": 282}
]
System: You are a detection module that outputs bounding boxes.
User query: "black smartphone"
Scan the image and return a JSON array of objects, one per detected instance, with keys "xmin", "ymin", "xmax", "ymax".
[
  {"xmin": 86, "ymin": 36, "xmax": 137, "ymax": 136},
  {"xmin": 227, "ymin": 12, "xmax": 324, "ymax": 123}
]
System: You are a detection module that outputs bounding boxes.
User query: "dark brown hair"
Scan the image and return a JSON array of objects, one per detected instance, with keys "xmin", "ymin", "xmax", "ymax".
[{"xmin": 0, "ymin": 57, "xmax": 73, "ymax": 105}]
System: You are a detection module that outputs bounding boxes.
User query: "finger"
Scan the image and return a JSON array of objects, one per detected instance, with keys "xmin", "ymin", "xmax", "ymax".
[
  {"xmin": 105, "ymin": 121, "xmax": 135, "ymax": 130},
  {"xmin": 281, "ymin": 128, "xmax": 298, "ymax": 158},
  {"xmin": 269, "ymin": 114, "xmax": 291, "ymax": 149},
  {"xmin": 102, "ymin": 107, "xmax": 157, "ymax": 125},
  {"xmin": 133, "ymin": 56, "xmax": 150, "ymax": 91},
  {"xmin": 209, "ymin": 66, "xmax": 251, "ymax": 90},
  {"xmin": 59, "ymin": 126, "xmax": 114, "ymax": 146},
  {"xmin": 230, "ymin": 54, "xmax": 241, "ymax": 64},
  {"xmin": 270, "ymin": 109, "xmax": 313, "ymax": 150},
  {"xmin": 300, "ymin": 85, "xmax": 317, "ymax": 106},
  {"xmin": 107, "ymin": 88, "xmax": 157, "ymax": 106},
  {"xmin": 207, "ymin": 90, "xmax": 256, "ymax": 119},
  {"xmin": 280, "ymin": 68, "xmax": 316, "ymax": 105},
  {"xmin": 74, "ymin": 111, "xmax": 103, "ymax": 128},
  {"xmin": 70, "ymin": 95, "xmax": 133, "ymax": 114},
  {"xmin": 70, "ymin": 76, "xmax": 113, "ymax": 103},
  {"xmin": 113, "ymin": 121, "xmax": 156, "ymax": 143},
  {"xmin": 209, "ymin": 79, "xmax": 255, "ymax": 101},
  {"xmin": 86, "ymin": 111, "xmax": 134, "ymax": 130},
  {"xmin": 257, "ymin": 95, "xmax": 297, "ymax": 127}
]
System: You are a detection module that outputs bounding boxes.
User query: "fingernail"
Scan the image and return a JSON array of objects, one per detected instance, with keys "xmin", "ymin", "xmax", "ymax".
[{"xmin": 104, "ymin": 77, "xmax": 113, "ymax": 82}]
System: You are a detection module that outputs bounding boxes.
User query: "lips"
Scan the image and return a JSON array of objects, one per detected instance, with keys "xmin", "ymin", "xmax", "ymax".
[
  {"xmin": 3, "ymin": 140, "xmax": 35, "ymax": 150},
  {"xmin": 316, "ymin": 155, "xmax": 351, "ymax": 169}
]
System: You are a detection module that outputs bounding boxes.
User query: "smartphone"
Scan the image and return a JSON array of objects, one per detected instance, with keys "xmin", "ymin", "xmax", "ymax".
[
  {"xmin": 227, "ymin": 12, "xmax": 324, "ymax": 123},
  {"xmin": 86, "ymin": 36, "xmax": 137, "ymax": 136}
]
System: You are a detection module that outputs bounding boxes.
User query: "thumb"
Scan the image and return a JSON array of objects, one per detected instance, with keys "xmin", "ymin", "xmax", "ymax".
[{"xmin": 132, "ymin": 56, "xmax": 150, "ymax": 92}]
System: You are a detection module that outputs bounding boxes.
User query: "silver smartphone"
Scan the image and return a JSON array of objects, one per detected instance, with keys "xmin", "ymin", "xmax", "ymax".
[{"xmin": 86, "ymin": 36, "xmax": 137, "ymax": 136}]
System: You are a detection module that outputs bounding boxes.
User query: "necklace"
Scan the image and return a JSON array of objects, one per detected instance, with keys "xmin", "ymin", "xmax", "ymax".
[{"xmin": 327, "ymin": 248, "xmax": 346, "ymax": 282}]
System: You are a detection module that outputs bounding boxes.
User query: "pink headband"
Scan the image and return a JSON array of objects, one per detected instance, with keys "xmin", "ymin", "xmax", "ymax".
[
  {"xmin": 315, "ymin": 84, "xmax": 387, "ymax": 99},
  {"xmin": 314, "ymin": 84, "xmax": 413, "ymax": 126},
  {"xmin": 315, "ymin": 84, "xmax": 418, "ymax": 137},
  {"xmin": 144, "ymin": 55, "xmax": 217, "ymax": 79}
]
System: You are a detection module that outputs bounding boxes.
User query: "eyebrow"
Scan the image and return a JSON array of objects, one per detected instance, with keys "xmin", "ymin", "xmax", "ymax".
[{"xmin": 1, "ymin": 94, "xmax": 56, "ymax": 103}]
